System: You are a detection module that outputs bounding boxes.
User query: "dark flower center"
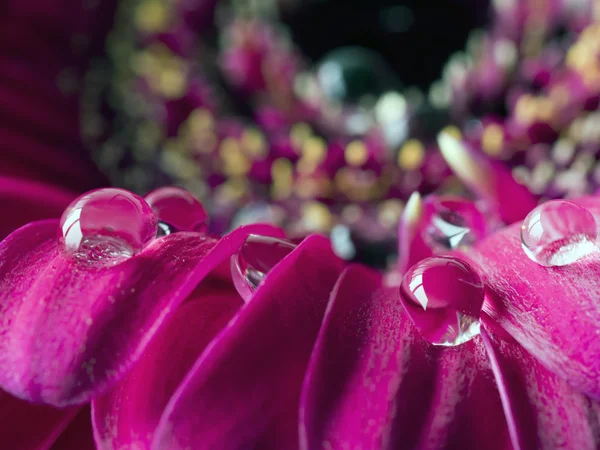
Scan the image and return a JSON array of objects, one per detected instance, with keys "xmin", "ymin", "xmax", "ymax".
[{"xmin": 283, "ymin": 0, "xmax": 490, "ymax": 89}]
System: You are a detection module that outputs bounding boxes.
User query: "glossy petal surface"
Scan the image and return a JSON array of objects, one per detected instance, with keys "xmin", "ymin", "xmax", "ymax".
[
  {"xmin": 92, "ymin": 282, "xmax": 242, "ymax": 450},
  {"xmin": 481, "ymin": 327, "xmax": 600, "ymax": 450},
  {"xmin": 466, "ymin": 218, "xmax": 600, "ymax": 398},
  {"xmin": 300, "ymin": 265, "xmax": 511, "ymax": 450},
  {"xmin": 0, "ymin": 219, "xmax": 282, "ymax": 406},
  {"xmin": 152, "ymin": 236, "xmax": 344, "ymax": 450}
]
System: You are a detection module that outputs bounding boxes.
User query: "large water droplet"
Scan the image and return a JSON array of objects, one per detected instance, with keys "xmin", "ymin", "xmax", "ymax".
[
  {"xmin": 521, "ymin": 200, "xmax": 598, "ymax": 267},
  {"xmin": 400, "ymin": 256, "xmax": 485, "ymax": 346},
  {"xmin": 423, "ymin": 196, "xmax": 487, "ymax": 251},
  {"xmin": 58, "ymin": 188, "xmax": 157, "ymax": 264},
  {"xmin": 231, "ymin": 235, "xmax": 297, "ymax": 302},
  {"xmin": 144, "ymin": 187, "xmax": 209, "ymax": 235}
]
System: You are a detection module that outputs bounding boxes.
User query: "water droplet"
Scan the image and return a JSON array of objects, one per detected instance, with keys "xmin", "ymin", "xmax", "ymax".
[
  {"xmin": 423, "ymin": 196, "xmax": 487, "ymax": 251},
  {"xmin": 231, "ymin": 235, "xmax": 297, "ymax": 302},
  {"xmin": 58, "ymin": 188, "xmax": 157, "ymax": 264},
  {"xmin": 521, "ymin": 200, "xmax": 598, "ymax": 266},
  {"xmin": 144, "ymin": 187, "xmax": 208, "ymax": 234},
  {"xmin": 400, "ymin": 256, "xmax": 484, "ymax": 346}
]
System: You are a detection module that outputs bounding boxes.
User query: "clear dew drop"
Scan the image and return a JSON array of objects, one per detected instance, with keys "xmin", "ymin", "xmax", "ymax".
[
  {"xmin": 521, "ymin": 200, "xmax": 598, "ymax": 267},
  {"xmin": 231, "ymin": 235, "xmax": 297, "ymax": 302},
  {"xmin": 423, "ymin": 197, "xmax": 487, "ymax": 251},
  {"xmin": 144, "ymin": 186, "xmax": 209, "ymax": 235},
  {"xmin": 58, "ymin": 188, "xmax": 158, "ymax": 265},
  {"xmin": 400, "ymin": 256, "xmax": 485, "ymax": 346}
]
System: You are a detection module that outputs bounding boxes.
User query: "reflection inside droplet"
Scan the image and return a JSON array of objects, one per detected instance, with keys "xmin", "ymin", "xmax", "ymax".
[
  {"xmin": 231, "ymin": 235, "xmax": 297, "ymax": 302},
  {"xmin": 58, "ymin": 188, "xmax": 157, "ymax": 265},
  {"xmin": 144, "ymin": 186, "xmax": 208, "ymax": 234},
  {"xmin": 400, "ymin": 256, "xmax": 485, "ymax": 346},
  {"xmin": 521, "ymin": 200, "xmax": 598, "ymax": 267}
]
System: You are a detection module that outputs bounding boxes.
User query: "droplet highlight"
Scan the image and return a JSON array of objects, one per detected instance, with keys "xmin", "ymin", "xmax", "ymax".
[
  {"xmin": 231, "ymin": 235, "xmax": 297, "ymax": 302},
  {"xmin": 521, "ymin": 200, "xmax": 598, "ymax": 267},
  {"xmin": 144, "ymin": 186, "xmax": 209, "ymax": 234},
  {"xmin": 400, "ymin": 256, "xmax": 485, "ymax": 346},
  {"xmin": 423, "ymin": 196, "xmax": 487, "ymax": 251},
  {"xmin": 58, "ymin": 188, "xmax": 157, "ymax": 264}
]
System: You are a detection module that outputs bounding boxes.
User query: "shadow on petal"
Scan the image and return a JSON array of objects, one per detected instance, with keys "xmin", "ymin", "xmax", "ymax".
[
  {"xmin": 0, "ymin": 389, "xmax": 78, "ymax": 450},
  {"xmin": 50, "ymin": 406, "xmax": 95, "ymax": 450}
]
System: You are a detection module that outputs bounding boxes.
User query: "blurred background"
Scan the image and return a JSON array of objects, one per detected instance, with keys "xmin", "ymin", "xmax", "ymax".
[{"xmin": 2, "ymin": 0, "xmax": 599, "ymax": 267}]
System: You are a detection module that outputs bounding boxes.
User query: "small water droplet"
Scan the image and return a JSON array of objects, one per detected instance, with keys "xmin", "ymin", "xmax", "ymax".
[
  {"xmin": 423, "ymin": 196, "xmax": 487, "ymax": 251},
  {"xmin": 400, "ymin": 256, "xmax": 484, "ymax": 346},
  {"xmin": 144, "ymin": 187, "xmax": 208, "ymax": 234},
  {"xmin": 58, "ymin": 188, "xmax": 157, "ymax": 264},
  {"xmin": 231, "ymin": 235, "xmax": 297, "ymax": 302},
  {"xmin": 521, "ymin": 200, "xmax": 598, "ymax": 267}
]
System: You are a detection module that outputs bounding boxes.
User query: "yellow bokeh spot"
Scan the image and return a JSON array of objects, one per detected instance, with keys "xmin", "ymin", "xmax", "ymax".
[
  {"xmin": 241, "ymin": 128, "xmax": 267, "ymax": 158},
  {"xmin": 344, "ymin": 140, "xmax": 368, "ymax": 167},
  {"xmin": 302, "ymin": 202, "xmax": 333, "ymax": 232},
  {"xmin": 397, "ymin": 139, "xmax": 425, "ymax": 170},
  {"xmin": 440, "ymin": 125, "xmax": 462, "ymax": 140},
  {"xmin": 134, "ymin": 0, "xmax": 170, "ymax": 34},
  {"xmin": 187, "ymin": 109, "xmax": 214, "ymax": 134},
  {"xmin": 514, "ymin": 95, "xmax": 538, "ymax": 124},
  {"xmin": 378, "ymin": 199, "xmax": 405, "ymax": 228},
  {"xmin": 302, "ymin": 137, "xmax": 327, "ymax": 162},
  {"xmin": 290, "ymin": 123, "xmax": 313, "ymax": 149},
  {"xmin": 481, "ymin": 124, "xmax": 504, "ymax": 156},
  {"xmin": 220, "ymin": 138, "xmax": 250, "ymax": 176},
  {"xmin": 271, "ymin": 158, "xmax": 294, "ymax": 200},
  {"xmin": 216, "ymin": 178, "xmax": 247, "ymax": 202},
  {"xmin": 157, "ymin": 67, "xmax": 186, "ymax": 99}
]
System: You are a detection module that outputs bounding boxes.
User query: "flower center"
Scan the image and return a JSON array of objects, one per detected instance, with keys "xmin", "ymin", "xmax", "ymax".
[{"xmin": 284, "ymin": 0, "xmax": 490, "ymax": 89}]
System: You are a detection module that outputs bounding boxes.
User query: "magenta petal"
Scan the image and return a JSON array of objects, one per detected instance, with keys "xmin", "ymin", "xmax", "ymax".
[
  {"xmin": 0, "ymin": 220, "xmax": 283, "ymax": 406},
  {"xmin": 300, "ymin": 265, "xmax": 511, "ymax": 449},
  {"xmin": 0, "ymin": 389, "xmax": 78, "ymax": 450},
  {"xmin": 152, "ymin": 236, "xmax": 344, "ymax": 450},
  {"xmin": 50, "ymin": 407, "xmax": 95, "ymax": 450},
  {"xmin": 0, "ymin": 175, "xmax": 74, "ymax": 239},
  {"xmin": 92, "ymin": 282, "xmax": 242, "ymax": 450},
  {"xmin": 481, "ymin": 327, "xmax": 600, "ymax": 450},
  {"xmin": 397, "ymin": 192, "xmax": 433, "ymax": 273},
  {"xmin": 467, "ymin": 221, "xmax": 600, "ymax": 398},
  {"xmin": 438, "ymin": 133, "xmax": 537, "ymax": 224}
]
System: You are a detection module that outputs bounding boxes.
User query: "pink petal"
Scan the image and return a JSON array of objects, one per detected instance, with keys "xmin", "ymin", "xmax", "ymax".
[
  {"xmin": 50, "ymin": 407, "xmax": 95, "ymax": 450},
  {"xmin": 0, "ymin": 176, "xmax": 75, "ymax": 239},
  {"xmin": 0, "ymin": 220, "xmax": 283, "ymax": 406},
  {"xmin": 397, "ymin": 192, "xmax": 433, "ymax": 273},
  {"xmin": 92, "ymin": 281, "xmax": 242, "ymax": 449},
  {"xmin": 437, "ymin": 133, "xmax": 537, "ymax": 224},
  {"xmin": 152, "ymin": 236, "xmax": 344, "ymax": 450},
  {"xmin": 481, "ymin": 326, "xmax": 600, "ymax": 449},
  {"xmin": 466, "ymin": 221, "xmax": 600, "ymax": 398},
  {"xmin": 0, "ymin": 389, "xmax": 78, "ymax": 450},
  {"xmin": 300, "ymin": 265, "xmax": 511, "ymax": 449}
]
